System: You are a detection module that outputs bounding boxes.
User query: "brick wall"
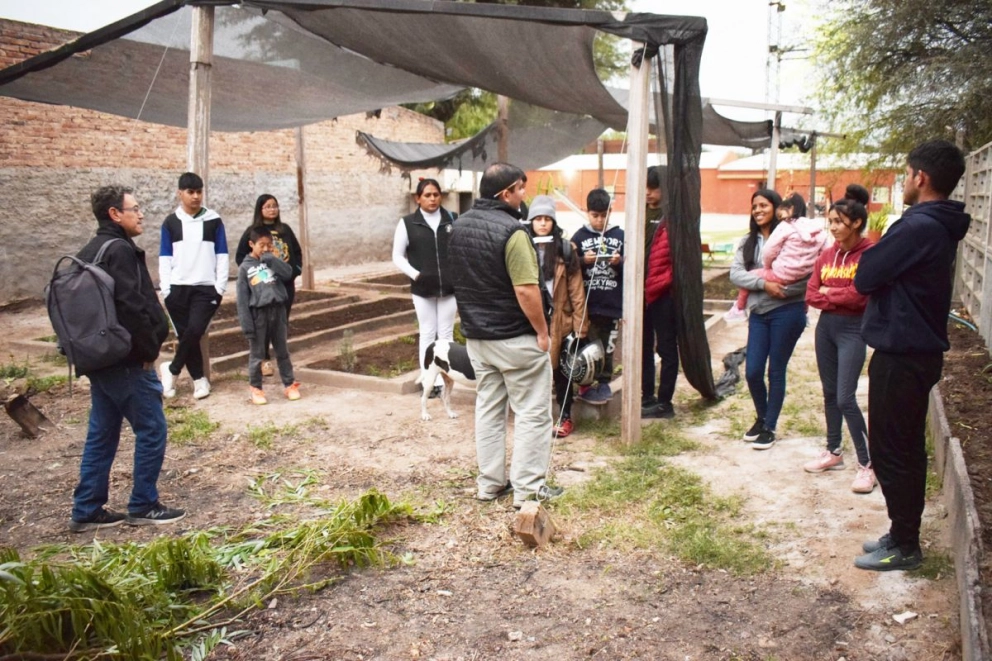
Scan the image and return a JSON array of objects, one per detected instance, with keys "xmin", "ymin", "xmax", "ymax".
[{"xmin": 0, "ymin": 19, "xmax": 444, "ymax": 303}]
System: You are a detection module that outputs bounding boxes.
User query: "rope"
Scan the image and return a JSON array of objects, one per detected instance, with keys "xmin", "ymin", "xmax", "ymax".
[{"xmin": 134, "ymin": 10, "xmax": 184, "ymax": 123}]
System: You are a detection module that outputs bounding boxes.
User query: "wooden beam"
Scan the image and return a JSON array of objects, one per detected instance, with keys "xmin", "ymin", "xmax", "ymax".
[
  {"xmin": 186, "ymin": 5, "xmax": 213, "ymax": 185},
  {"xmin": 295, "ymin": 126, "xmax": 315, "ymax": 289},
  {"xmin": 187, "ymin": 5, "xmax": 214, "ymax": 379},
  {"xmin": 620, "ymin": 44, "xmax": 651, "ymax": 445}
]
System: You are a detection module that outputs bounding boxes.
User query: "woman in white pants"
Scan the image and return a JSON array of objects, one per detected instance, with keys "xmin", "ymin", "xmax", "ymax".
[{"xmin": 392, "ymin": 178, "xmax": 458, "ymax": 398}]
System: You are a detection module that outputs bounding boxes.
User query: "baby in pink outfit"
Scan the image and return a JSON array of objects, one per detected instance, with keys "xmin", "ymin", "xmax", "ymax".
[{"xmin": 726, "ymin": 195, "xmax": 826, "ymax": 320}]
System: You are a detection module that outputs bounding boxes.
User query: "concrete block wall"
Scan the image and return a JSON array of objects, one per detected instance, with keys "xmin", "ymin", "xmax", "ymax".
[{"xmin": 0, "ymin": 19, "xmax": 444, "ymax": 304}]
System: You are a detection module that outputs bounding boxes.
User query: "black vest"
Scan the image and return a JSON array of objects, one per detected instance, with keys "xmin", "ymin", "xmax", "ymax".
[
  {"xmin": 403, "ymin": 208, "xmax": 456, "ymax": 298},
  {"xmin": 448, "ymin": 199, "xmax": 533, "ymax": 340}
]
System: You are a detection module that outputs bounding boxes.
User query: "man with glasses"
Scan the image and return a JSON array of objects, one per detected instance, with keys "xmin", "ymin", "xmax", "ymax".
[
  {"xmin": 69, "ymin": 185, "xmax": 184, "ymax": 532},
  {"xmin": 158, "ymin": 172, "xmax": 229, "ymax": 400},
  {"xmin": 448, "ymin": 162, "xmax": 562, "ymax": 509}
]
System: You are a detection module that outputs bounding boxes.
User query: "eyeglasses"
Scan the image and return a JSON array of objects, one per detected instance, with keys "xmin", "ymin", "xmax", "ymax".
[{"xmin": 116, "ymin": 205, "xmax": 141, "ymax": 214}]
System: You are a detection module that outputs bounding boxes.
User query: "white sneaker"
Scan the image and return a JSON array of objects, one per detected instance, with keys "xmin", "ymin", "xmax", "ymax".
[
  {"xmin": 160, "ymin": 362, "xmax": 176, "ymax": 398},
  {"xmin": 193, "ymin": 377, "xmax": 211, "ymax": 400}
]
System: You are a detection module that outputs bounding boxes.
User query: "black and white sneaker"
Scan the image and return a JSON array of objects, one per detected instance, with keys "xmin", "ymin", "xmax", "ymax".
[
  {"xmin": 126, "ymin": 502, "xmax": 186, "ymax": 526},
  {"xmin": 69, "ymin": 508, "xmax": 126, "ymax": 533},
  {"xmin": 854, "ymin": 544, "xmax": 923, "ymax": 572},
  {"xmin": 743, "ymin": 418, "xmax": 766, "ymax": 441},
  {"xmin": 750, "ymin": 429, "xmax": 776, "ymax": 450}
]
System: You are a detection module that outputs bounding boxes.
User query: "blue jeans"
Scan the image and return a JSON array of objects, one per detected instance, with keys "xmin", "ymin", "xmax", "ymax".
[
  {"xmin": 744, "ymin": 301, "xmax": 806, "ymax": 432},
  {"xmin": 72, "ymin": 364, "xmax": 168, "ymax": 520}
]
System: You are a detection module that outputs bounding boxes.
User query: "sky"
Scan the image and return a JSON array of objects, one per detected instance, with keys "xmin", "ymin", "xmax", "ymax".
[{"xmin": 0, "ymin": 0, "xmax": 816, "ymax": 122}]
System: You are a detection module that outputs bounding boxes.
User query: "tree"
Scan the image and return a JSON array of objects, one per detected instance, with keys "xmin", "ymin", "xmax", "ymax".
[
  {"xmin": 407, "ymin": 0, "xmax": 628, "ymax": 140},
  {"xmin": 813, "ymin": 0, "xmax": 992, "ymax": 155}
]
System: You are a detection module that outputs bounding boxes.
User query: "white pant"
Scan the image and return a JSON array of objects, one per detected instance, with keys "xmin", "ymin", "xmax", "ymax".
[
  {"xmin": 468, "ymin": 335, "xmax": 553, "ymax": 505},
  {"xmin": 413, "ymin": 294, "xmax": 457, "ymax": 385}
]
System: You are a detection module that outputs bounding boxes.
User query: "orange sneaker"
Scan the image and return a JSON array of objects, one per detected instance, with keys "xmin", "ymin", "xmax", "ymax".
[
  {"xmin": 250, "ymin": 387, "xmax": 267, "ymax": 405},
  {"xmin": 284, "ymin": 382, "xmax": 301, "ymax": 401}
]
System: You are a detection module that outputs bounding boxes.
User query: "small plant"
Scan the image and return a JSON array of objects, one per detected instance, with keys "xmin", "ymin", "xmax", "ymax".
[
  {"xmin": 26, "ymin": 374, "xmax": 68, "ymax": 394},
  {"xmin": 246, "ymin": 422, "xmax": 279, "ymax": 449},
  {"xmin": 399, "ymin": 334, "xmax": 416, "ymax": 345},
  {"xmin": 338, "ymin": 330, "xmax": 357, "ymax": 373},
  {"xmin": 167, "ymin": 407, "xmax": 220, "ymax": 445},
  {"xmin": 0, "ymin": 361, "xmax": 29, "ymax": 380},
  {"xmin": 867, "ymin": 203, "xmax": 893, "ymax": 233}
]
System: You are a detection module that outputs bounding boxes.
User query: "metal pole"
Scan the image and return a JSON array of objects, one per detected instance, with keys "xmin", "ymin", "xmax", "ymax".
[
  {"xmin": 597, "ymin": 138, "xmax": 605, "ymax": 189},
  {"xmin": 766, "ymin": 111, "xmax": 781, "ymax": 190},
  {"xmin": 808, "ymin": 133, "xmax": 817, "ymax": 217},
  {"xmin": 295, "ymin": 127, "xmax": 315, "ymax": 289},
  {"xmin": 620, "ymin": 45, "xmax": 651, "ymax": 445}
]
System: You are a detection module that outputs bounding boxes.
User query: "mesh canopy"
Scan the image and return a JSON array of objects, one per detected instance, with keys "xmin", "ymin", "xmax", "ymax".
[{"xmin": 0, "ymin": 0, "xmax": 719, "ymax": 399}]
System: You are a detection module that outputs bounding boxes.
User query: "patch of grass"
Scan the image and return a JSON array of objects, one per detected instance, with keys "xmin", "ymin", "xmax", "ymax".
[
  {"xmin": 36, "ymin": 334, "xmax": 58, "ymax": 343},
  {"xmin": 246, "ymin": 422, "xmax": 280, "ymax": 449},
  {"xmin": 166, "ymin": 407, "xmax": 220, "ymax": 445},
  {"xmin": 0, "ymin": 361, "xmax": 29, "ymax": 379},
  {"xmin": 560, "ymin": 439, "xmax": 771, "ymax": 575},
  {"xmin": 2, "ymin": 491, "xmax": 411, "ymax": 660},
  {"xmin": 915, "ymin": 549, "xmax": 953, "ymax": 580},
  {"xmin": 40, "ymin": 351, "xmax": 68, "ymax": 366},
  {"xmin": 303, "ymin": 416, "xmax": 329, "ymax": 430},
  {"xmin": 581, "ymin": 417, "xmax": 621, "ymax": 443},
  {"xmin": 247, "ymin": 469, "xmax": 323, "ymax": 508},
  {"xmin": 398, "ymin": 335, "xmax": 416, "ymax": 345},
  {"xmin": 26, "ymin": 374, "xmax": 68, "ymax": 393}
]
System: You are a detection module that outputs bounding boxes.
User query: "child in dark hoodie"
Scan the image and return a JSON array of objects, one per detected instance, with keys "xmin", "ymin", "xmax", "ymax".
[
  {"xmin": 852, "ymin": 139, "xmax": 971, "ymax": 572},
  {"xmin": 804, "ymin": 187, "xmax": 874, "ymax": 493},
  {"xmin": 237, "ymin": 226, "xmax": 301, "ymax": 405}
]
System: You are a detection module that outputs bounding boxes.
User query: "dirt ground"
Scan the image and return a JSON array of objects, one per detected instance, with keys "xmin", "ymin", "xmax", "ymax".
[{"xmin": 0, "ymin": 297, "xmax": 965, "ymax": 660}]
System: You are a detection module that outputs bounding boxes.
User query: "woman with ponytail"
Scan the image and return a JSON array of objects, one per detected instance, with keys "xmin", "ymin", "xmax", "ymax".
[{"xmin": 803, "ymin": 185, "xmax": 875, "ymax": 492}]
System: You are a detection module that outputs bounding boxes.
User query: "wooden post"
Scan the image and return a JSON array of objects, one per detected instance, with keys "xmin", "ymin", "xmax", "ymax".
[
  {"xmin": 620, "ymin": 44, "xmax": 651, "ymax": 445},
  {"xmin": 187, "ymin": 5, "xmax": 213, "ymax": 185},
  {"xmin": 497, "ymin": 95, "xmax": 509, "ymax": 163},
  {"xmin": 188, "ymin": 5, "xmax": 214, "ymax": 379},
  {"xmin": 766, "ymin": 110, "xmax": 781, "ymax": 190},
  {"xmin": 295, "ymin": 127, "xmax": 315, "ymax": 289}
]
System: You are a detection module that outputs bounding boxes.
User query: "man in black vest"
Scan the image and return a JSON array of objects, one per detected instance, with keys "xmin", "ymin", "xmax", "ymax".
[{"xmin": 448, "ymin": 163, "xmax": 561, "ymax": 508}]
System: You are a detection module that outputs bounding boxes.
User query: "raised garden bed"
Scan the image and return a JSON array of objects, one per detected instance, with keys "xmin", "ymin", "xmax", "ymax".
[
  {"xmin": 703, "ymin": 271, "xmax": 736, "ymax": 301},
  {"xmin": 211, "ymin": 290, "xmax": 341, "ymax": 324},
  {"xmin": 309, "ymin": 334, "xmax": 420, "ymax": 377},
  {"xmin": 941, "ymin": 321, "xmax": 992, "ymax": 641},
  {"xmin": 361, "ymin": 273, "xmax": 410, "ymax": 287},
  {"xmin": 205, "ymin": 297, "xmax": 412, "ymax": 357}
]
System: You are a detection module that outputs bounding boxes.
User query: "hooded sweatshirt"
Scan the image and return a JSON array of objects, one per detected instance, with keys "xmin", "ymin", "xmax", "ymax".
[
  {"xmin": 854, "ymin": 199, "xmax": 971, "ymax": 353},
  {"xmin": 761, "ymin": 216, "xmax": 827, "ymax": 283},
  {"xmin": 236, "ymin": 252, "xmax": 294, "ymax": 338},
  {"xmin": 805, "ymin": 236, "xmax": 873, "ymax": 316}
]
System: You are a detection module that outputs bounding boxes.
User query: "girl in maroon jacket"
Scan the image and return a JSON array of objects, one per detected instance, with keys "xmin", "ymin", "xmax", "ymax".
[{"xmin": 804, "ymin": 190, "xmax": 875, "ymax": 493}]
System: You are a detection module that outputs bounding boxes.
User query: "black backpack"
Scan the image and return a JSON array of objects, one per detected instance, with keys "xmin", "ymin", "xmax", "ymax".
[{"xmin": 46, "ymin": 239, "xmax": 135, "ymax": 380}]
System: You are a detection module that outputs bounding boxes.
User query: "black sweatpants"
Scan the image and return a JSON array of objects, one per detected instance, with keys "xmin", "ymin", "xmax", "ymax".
[
  {"xmin": 867, "ymin": 350, "xmax": 943, "ymax": 550},
  {"xmin": 642, "ymin": 292, "xmax": 679, "ymax": 405},
  {"xmin": 165, "ymin": 284, "xmax": 220, "ymax": 380}
]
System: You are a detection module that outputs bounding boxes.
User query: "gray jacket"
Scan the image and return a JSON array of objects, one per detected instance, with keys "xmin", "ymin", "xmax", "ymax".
[
  {"xmin": 729, "ymin": 234, "xmax": 809, "ymax": 315},
  {"xmin": 236, "ymin": 253, "xmax": 294, "ymax": 337}
]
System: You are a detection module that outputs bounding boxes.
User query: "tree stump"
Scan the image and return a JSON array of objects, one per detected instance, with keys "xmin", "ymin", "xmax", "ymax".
[{"xmin": 513, "ymin": 501, "xmax": 556, "ymax": 548}]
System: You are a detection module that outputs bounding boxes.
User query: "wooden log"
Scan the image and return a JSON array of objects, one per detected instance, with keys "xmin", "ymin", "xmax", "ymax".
[
  {"xmin": 513, "ymin": 501, "xmax": 556, "ymax": 548},
  {"xmin": 4, "ymin": 394, "xmax": 53, "ymax": 438}
]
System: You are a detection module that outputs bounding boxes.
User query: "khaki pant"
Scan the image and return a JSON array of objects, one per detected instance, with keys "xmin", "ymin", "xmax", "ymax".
[{"xmin": 468, "ymin": 335, "xmax": 553, "ymax": 505}]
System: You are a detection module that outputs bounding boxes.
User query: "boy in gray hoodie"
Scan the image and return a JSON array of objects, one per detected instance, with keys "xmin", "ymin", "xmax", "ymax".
[{"xmin": 236, "ymin": 226, "xmax": 301, "ymax": 404}]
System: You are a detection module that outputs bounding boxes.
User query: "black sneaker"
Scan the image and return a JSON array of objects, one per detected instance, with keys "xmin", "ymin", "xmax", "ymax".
[
  {"xmin": 69, "ymin": 508, "xmax": 126, "ymax": 533},
  {"xmin": 477, "ymin": 481, "xmax": 513, "ymax": 501},
  {"xmin": 126, "ymin": 502, "xmax": 186, "ymax": 526},
  {"xmin": 862, "ymin": 533, "xmax": 893, "ymax": 554},
  {"xmin": 743, "ymin": 418, "xmax": 766, "ymax": 441},
  {"xmin": 643, "ymin": 402, "xmax": 675, "ymax": 419},
  {"xmin": 854, "ymin": 544, "xmax": 923, "ymax": 572},
  {"xmin": 750, "ymin": 428, "xmax": 776, "ymax": 450}
]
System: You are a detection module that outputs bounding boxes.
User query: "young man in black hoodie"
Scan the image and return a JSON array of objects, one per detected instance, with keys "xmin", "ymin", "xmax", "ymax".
[
  {"xmin": 853, "ymin": 140, "xmax": 970, "ymax": 571},
  {"xmin": 69, "ymin": 186, "xmax": 184, "ymax": 532}
]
